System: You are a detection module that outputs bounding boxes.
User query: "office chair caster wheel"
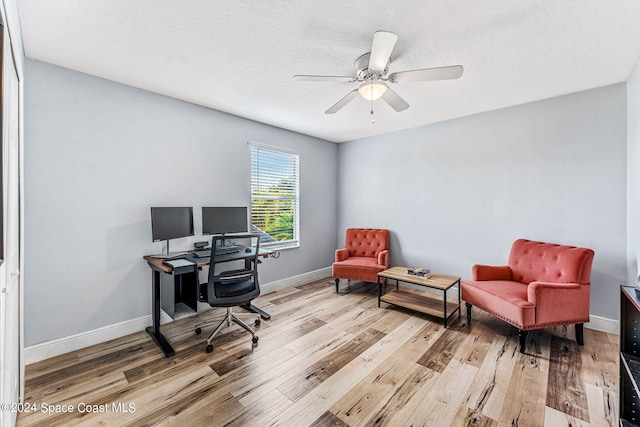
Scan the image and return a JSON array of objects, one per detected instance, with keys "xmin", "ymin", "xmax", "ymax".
[
  {"xmin": 195, "ymin": 327, "xmax": 202, "ymax": 335},
  {"xmin": 252, "ymin": 335, "xmax": 259, "ymax": 344},
  {"xmin": 254, "ymin": 319, "xmax": 261, "ymax": 327},
  {"xmin": 205, "ymin": 344, "xmax": 214, "ymax": 353}
]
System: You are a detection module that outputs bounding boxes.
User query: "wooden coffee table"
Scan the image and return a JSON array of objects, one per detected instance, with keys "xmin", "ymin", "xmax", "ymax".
[{"xmin": 377, "ymin": 266, "xmax": 461, "ymax": 328}]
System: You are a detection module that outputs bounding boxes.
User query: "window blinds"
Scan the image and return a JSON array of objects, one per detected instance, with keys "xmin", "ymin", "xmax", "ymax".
[{"xmin": 250, "ymin": 143, "xmax": 299, "ymax": 247}]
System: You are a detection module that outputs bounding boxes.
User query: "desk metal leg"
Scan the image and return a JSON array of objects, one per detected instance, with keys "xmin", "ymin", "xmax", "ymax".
[{"xmin": 146, "ymin": 269, "xmax": 175, "ymax": 357}]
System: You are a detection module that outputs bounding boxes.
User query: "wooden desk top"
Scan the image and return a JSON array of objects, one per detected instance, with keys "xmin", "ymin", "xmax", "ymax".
[
  {"xmin": 378, "ymin": 266, "xmax": 460, "ymax": 290},
  {"xmin": 144, "ymin": 247, "xmax": 273, "ymax": 273}
]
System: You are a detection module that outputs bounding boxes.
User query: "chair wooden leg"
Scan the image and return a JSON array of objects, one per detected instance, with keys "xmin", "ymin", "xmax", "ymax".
[
  {"xmin": 518, "ymin": 329, "xmax": 528, "ymax": 353},
  {"xmin": 575, "ymin": 323, "xmax": 584, "ymax": 345},
  {"xmin": 335, "ymin": 278, "xmax": 339, "ymax": 293},
  {"xmin": 465, "ymin": 302, "xmax": 472, "ymax": 322}
]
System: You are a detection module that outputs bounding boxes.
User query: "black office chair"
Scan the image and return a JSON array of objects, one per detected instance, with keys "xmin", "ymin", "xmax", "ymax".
[{"xmin": 195, "ymin": 234, "xmax": 261, "ymax": 353}]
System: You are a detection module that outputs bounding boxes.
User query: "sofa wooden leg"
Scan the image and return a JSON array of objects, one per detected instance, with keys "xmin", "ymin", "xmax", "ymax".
[
  {"xmin": 518, "ymin": 329, "xmax": 527, "ymax": 353},
  {"xmin": 335, "ymin": 278, "xmax": 339, "ymax": 293},
  {"xmin": 575, "ymin": 323, "xmax": 584, "ymax": 345},
  {"xmin": 465, "ymin": 302, "xmax": 472, "ymax": 322}
]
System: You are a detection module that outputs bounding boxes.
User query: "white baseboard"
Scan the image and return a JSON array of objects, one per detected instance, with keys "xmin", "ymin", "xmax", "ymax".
[
  {"xmin": 25, "ymin": 315, "xmax": 152, "ymax": 365},
  {"xmin": 24, "ymin": 266, "xmax": 333, "ymax": 365},
  {"xmin": 261, "ymin": 266, "xmax": 332, "ymax": 294},
  {"xmin": 25, "ymin": 267, "xmax": 617, "ymax": 365},
  {"xmin": 585, "ymin": 314, "xmax": 619, "ymax": 334}
]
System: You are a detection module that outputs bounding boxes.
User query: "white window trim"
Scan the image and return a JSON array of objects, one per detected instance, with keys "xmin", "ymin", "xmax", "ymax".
[
  {"xmin": 248, "ymin": 141, "xmax": 299, "ymax": 155},
  {"xmin": 249, "ymin": 141, "xmax": 300, "ymax": 250}
]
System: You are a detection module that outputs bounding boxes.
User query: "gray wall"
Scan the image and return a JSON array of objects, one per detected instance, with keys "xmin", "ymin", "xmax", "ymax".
[
  {"xmin": 24, "ymin": 56, "xmax": 629, "ymax": 348},
  {"xmin": 24, "ymin": 59, "xmax": 338, "ymax": 346},
  {"xmin": 338, "ymin": 84, "xmax": 627, "ymax": 320}
]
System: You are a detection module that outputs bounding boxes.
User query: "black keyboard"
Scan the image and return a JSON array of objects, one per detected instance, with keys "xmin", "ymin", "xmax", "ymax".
[
  {"xmin": 192, "ymin": 247, "xmax": 240, "ymax": 258},
  {"xmin": 192, "ymin": 249, "xmax": 210, "ymax": 258}
]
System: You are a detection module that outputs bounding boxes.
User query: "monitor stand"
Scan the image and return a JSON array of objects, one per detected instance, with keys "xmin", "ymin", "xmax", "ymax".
[{"xmin": 152, "ymin": 239, "xmax": 186, "ymax": 259}]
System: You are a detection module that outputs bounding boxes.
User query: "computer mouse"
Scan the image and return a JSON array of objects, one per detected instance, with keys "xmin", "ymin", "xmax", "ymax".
[{"xmin": 245, "ymin": 247, "xmax": 252, "ymax": 252}]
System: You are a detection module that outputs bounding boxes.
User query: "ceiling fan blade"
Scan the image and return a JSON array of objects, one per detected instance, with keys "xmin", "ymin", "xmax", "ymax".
[
  {"xmin": 382, "ymin": 87, "xmax": 409, "ymax": 112},
  {"xmin": 325, "ymin": 89, "xmax": 359, "ymax": 114},
  {"xmin": 293, "ymin": 74, "xmax": 356, "ymax": 82},
  {"xmin": 368, "ymin": 31, "xmax": 398, "ymax": 73},
  {"xmin": 388, "ymin": 65, "xmax": 464, "ymax": 83}
]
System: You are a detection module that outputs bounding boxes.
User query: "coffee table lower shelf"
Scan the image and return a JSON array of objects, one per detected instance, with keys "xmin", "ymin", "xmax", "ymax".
[{"xmin": 380, "ymin": 287, "xmax": 459, "ymax": 324}]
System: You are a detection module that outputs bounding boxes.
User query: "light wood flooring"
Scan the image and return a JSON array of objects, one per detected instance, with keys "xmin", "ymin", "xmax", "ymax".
[{"xmin": 17, "ymin": 278, "xmax": 619, "ymax": 426}]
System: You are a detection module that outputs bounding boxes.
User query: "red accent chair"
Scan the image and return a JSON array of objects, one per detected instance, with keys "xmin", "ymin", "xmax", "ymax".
[
  {"xmin": 332, "ymin": 228, "xmax": 390, "ymax": 293},
  {"xmin": 461, "ymin": 238, "xmax": 594, "ymax": 353}
]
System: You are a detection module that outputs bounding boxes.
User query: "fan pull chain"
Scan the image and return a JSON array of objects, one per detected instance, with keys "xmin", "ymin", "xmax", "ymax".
[{"xmin": 370, "ymin": 90, "xmax": 375, "ymax": 124}]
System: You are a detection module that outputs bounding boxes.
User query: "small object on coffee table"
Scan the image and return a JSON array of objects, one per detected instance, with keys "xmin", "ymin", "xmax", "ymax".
[{"xmin": 407, "ymin": 267, "xmax": 431, "ymax": 278}]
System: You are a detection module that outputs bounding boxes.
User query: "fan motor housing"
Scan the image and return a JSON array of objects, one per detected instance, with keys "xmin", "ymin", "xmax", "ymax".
[{"xmin": 355, "ymin": 53, "xmax": 389, "ymax": 80}]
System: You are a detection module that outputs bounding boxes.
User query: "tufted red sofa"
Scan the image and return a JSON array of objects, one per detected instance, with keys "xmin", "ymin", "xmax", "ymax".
[
  {"xmin": 332, "ymin": 228, "xmax": 390, "ymax": 293},
  {"xmin": 461, "ymin": 238, "xmax": 594, "ymax": 353}
]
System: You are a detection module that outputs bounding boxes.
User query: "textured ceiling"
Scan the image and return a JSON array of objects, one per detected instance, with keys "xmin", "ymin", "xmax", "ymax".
[{"xmin": 18, "ymin": 0, "xmax": 640, "ymax": 143}]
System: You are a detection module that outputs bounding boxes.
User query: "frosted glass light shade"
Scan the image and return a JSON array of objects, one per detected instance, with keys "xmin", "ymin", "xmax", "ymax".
[{"xmin": 358, "ymin": 81, "xmax": 388, "ymax": 101}]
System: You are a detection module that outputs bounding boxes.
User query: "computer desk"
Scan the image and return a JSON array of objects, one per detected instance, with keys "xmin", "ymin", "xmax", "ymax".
[{"xmin": 143, "ymin": 246, "xmax": 274, "ymax": 357}]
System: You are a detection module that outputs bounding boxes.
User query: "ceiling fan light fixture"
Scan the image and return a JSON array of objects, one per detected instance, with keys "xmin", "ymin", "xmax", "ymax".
[{"xmin": 358, "ymin": 81, "xmax": 387, "ymax": 101}]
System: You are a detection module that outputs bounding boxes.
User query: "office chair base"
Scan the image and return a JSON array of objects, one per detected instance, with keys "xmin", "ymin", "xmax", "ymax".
[{"xmin": 197, "ymin": 307, "xmax": 260, "ymax": 353}]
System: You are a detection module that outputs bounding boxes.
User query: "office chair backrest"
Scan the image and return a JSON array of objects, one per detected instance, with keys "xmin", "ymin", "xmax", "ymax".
[{"xmin": 207, "ymin": 234, "xmax": 261, "ymax": 307}]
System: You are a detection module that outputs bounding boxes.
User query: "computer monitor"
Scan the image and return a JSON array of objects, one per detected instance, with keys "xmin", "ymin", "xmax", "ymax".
[
  {"xmin": 150, "ymin": 207, "xmax": 194, "ymax": 256},
  {"xmin": 202, "ymin": 206, "xmax": 248, "ymax": 235}
]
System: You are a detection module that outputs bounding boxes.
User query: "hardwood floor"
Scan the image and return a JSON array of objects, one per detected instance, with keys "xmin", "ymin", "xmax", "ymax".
[{"xmin": 17, "ymin": 278, "xmax": 619, "ymax": 426}]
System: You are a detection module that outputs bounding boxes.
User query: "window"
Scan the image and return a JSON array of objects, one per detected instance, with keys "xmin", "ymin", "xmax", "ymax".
[{"xmin": 250, "ymin": 142, "xmax": 299, "ymax": 249}]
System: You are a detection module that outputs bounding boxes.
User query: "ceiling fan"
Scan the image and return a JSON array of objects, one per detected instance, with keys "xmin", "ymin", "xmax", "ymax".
[{"xmin": 293, "ymin": 31, "xmax": 463, "ymax": 117}]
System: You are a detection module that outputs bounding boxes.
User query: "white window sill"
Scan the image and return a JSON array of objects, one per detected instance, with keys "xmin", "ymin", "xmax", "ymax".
[{"xmin": 263, "ymin": 243, "xmax": 299, "ymax": 252}]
